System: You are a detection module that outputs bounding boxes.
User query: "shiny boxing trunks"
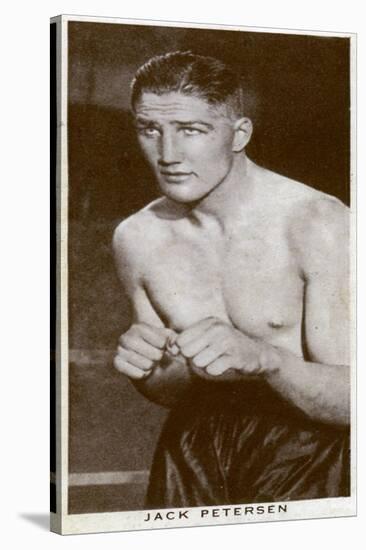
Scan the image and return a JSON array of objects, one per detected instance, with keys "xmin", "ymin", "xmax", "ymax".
[{"xmin": 146, "ymin": 379, "xmax": 350, "ymax": 508}]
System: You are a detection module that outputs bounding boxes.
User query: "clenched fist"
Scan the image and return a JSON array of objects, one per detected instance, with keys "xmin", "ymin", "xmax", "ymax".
[
  {"xmin": 176, "ymin": 317, "xmax": 279, "ymax": 378},
  {"xmin": 114, "ymin": 323, "xmax": 177, "ymax": 380}
]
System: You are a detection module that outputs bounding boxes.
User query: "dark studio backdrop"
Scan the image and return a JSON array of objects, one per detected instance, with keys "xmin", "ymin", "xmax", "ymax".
[{"xmin": 67, "ymin": 21, "xmax": 350, "ymax": 513}]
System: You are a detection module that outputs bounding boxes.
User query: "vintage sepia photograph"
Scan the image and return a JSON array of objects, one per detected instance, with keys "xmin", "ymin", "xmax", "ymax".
[{"xmin": 50, "ymin": 14, "xmax": 356, "ymax": 535}]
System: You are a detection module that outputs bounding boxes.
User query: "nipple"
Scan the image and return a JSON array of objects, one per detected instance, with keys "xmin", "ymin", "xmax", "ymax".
[{"xmin": 268, "ymin": 320, "xmax": 284, "ymax": 329}]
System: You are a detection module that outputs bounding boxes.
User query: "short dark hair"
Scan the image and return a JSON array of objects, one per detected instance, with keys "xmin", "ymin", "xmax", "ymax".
[{"xmin": 130, "ymin": 51, "xmax": 256, "ymax": 119}]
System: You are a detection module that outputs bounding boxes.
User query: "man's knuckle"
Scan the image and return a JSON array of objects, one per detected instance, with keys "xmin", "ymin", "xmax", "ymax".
[
  {"xmin": 153, "ymin": 348, "xmax": 163, "ymax": 361},
  {"xmin": 147, "ymin": 346, "xmax": 161, "ymax": 361},
  {"xmin": 121, "ymin": 336, "xmax": 134, "ymax": 351},
  {"xmin": 176, "ymin": 334, "xmax": 185, "ymax": 347},
  {"xmin": 181, "ymin": 345, "xmax": 193, "ymax": 358},
  {"xmin": 119, "ymin": 333, "xmax": 127, "ymax": 346},
  {"xmin": 209, "ymin": 342, "xmax": 222, "ymax": 355},
  {"xmin": 192, "ymin": 355, "xmax": 205, "ymax": 367},
  {"xmin": 120, "ymin": 330, "xmax": 136, "ymax": 345},
  {"xmin": 113, "ymin": 356, "xmax": 126, "ymax": 372},
  {"xmin": 143, "ymin": 358, "xmax": 154, "ymax": 369},
  {"xmin": 116, "ymin": 344, "xmax": 124, "ymax": 356},
  {"xmin": 244, "ymin": 360, "xmax": 257, "ymax": 373},
  {"xmin": 133, "ymin": 368, "xmax": 146, "ymax": 379},
  {"xmin": 207, "ymin": 366, "xmax": 221, "ymax": 376},
  {"xmin": 156, "ymin": 334, "xmax": 166, "ymax": 348}
]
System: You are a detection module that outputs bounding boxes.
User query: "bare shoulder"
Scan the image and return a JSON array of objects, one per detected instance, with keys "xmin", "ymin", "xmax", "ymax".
[
  {"xmin": 255, "ymin": 166, "xmax": 349, "ymax": 269},
  {"xmin": 257, "ymin": 166, "xmax": 344, "ymax": 209},
  {"xmin": 287, "ymin": 185, "xmax": 349, "ymax": 249},
  {"xmin": 113, "ymin": 198, "xmax": 167, "ymax": 252},
  {"xmin": 276, "ymin": 177, "xmax": 350, "ymax": 273},
  {"xmin": 112, "ymin": 198, "xmax": 176, "ymax": 283},
  {"xmin": 258, "ymin": 167, "xmax": 348, "ymax": 228}
]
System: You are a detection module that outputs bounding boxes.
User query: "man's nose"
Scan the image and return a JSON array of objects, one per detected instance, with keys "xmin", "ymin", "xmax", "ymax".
[{"xmin": 158, "ymin": 134, "xmax": 181, "ymax": 166}]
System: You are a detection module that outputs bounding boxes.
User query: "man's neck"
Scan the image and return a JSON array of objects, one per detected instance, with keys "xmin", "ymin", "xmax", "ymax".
[{"xmin": 188, "ymin": 154, "xmax": 256, "ymax": 230}]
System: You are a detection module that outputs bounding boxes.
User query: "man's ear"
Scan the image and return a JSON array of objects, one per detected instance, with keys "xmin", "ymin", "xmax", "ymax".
[{"xmin": 232, "ymin": 118, "xmax": 253, "ymax": 152}]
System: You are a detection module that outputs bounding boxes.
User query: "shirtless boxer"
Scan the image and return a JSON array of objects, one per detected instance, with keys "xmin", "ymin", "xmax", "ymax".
[{"xmin": 113, "ymin": 52, "xmax": 350, "ymax": 507}]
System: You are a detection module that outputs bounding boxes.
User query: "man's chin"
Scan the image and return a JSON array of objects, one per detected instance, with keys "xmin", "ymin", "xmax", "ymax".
[
  {"xmin": 160, "ymin": 186, "xmax": 206, "ymax": 204},
  {"xmin": 158, "ymin": 177, "xmax": 226, "ymax": 205}
]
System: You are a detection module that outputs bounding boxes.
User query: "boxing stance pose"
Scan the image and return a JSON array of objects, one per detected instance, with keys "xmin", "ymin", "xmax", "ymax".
[{"xmin": 113, "ymin": 52, "xmax": 350, "ymax": 507}]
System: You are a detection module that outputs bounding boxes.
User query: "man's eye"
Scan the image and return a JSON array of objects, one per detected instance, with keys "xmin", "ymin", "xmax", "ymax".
[
  {"xmin": 181, "ymin": 127, "xmax": 203, "ymax": 136},
  {"xmin": 138, "ymin": 127, "xmax": 160, "ymax": 137}
]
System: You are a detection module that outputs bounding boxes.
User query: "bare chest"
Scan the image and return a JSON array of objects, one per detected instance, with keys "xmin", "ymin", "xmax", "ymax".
[{"xmin": 144, "ymin": 226, "xmax": 304, "ymax": 343}]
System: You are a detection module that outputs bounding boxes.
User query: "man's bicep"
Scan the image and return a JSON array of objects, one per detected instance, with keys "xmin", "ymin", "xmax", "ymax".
[
  {"xmin": 112, "ymin": 225, "xmax": 164, "ymax": 328},
  {"xmin": 296, "ymin": 198, "xmax": 350, "ymax": 366},
  {"xmin": 304, "ymin": 273, "xmax": 350, "ymax": 365}
]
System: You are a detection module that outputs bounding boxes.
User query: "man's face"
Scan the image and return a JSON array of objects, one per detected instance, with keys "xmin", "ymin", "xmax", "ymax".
[{"xmin": 134, "ymin": 92, "xmax": 237, "ymax": 203}]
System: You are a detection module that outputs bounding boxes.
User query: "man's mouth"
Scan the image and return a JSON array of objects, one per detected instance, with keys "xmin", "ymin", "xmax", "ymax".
[{"xmin": 160, "ymin": 171, "xmax": 193, "ymax": 183}]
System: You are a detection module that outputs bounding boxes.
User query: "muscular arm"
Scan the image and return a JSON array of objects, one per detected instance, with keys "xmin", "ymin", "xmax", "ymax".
[
  {"xmin": 262, "ymin": 198, "xmax": 351, "ymax": 425},
  {"xmin": 113, "ymin": 221, "xmax": 194, "ymax": 408}
]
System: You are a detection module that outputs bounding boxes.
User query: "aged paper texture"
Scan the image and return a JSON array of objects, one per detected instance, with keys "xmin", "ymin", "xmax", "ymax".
[{"xmin": 50, "ymin": 14, "xmax": 356, "ymax": 535}]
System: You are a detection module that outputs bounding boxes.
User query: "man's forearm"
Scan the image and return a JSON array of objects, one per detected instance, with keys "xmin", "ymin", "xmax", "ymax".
[
  {"xmin": 260, "ymin": 345, "xmax": 350, "ymax": 426},
  {"xmin": 133, "ymin": 353, "xmax": 194, "ymax": 408},
  {"xmin": 131, "ymin": 336, "xmax": 350, "ymax": 424}
]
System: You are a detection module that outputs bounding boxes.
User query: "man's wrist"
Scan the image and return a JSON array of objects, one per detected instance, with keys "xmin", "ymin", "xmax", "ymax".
[{"xmin": 258, "ymin": 343, "xmax": 283, "ymax": 377}]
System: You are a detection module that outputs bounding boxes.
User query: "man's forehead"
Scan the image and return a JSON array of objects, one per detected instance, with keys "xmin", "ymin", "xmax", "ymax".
[{"xmin": 134, "ymin": 92, "xmax": 226, "ymax": 121}]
